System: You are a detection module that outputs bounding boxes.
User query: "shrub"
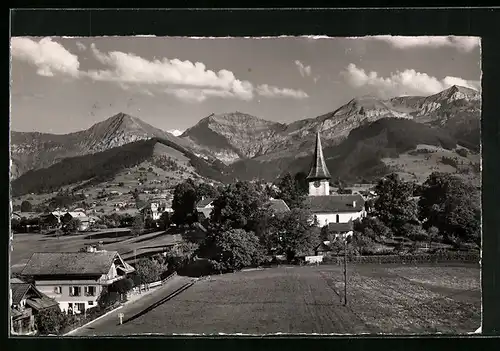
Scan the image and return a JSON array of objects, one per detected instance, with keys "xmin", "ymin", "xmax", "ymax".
[
  {"xmin": 455, "ymin": 148, "xmax": 469, "ymax": 157},
  {"xmin": 35, "ymin": 307, "xmax": 69, "ymax": 335},
  {"xmin": 97, "ymin": 290, "xmax": 121, "ymax": 309}
]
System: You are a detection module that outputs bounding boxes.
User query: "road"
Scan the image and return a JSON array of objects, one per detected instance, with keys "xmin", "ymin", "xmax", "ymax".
[{"xmin": 68, "ymin": 275, "xmax": 195, "ymax": 336}]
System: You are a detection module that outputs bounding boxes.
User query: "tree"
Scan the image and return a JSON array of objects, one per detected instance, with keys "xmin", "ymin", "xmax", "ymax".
[
  {"xmin": 197, "ymin": 182, "xmax": 219, "ymax": 200},
  {"xmin": 35, "ymin": 307, "xmax": 69, "ymax": 335},
  {"xmin": 418, "ymin": 172, "xmax": 480, "ymax": 244},
  {"xmin": 135, "ymin": 258, "xmax": 166, "ymax": 284},
  {"xmin": 401, "ymin": 223, "xmax": 429, "ymax": 242},
  {"xmin": 132, "ymin": 215, "xmax": 144, "ymax": 236},
  {"xmin": 158, "ymin": 211, "xmax": 171, "ymax": 231},
  {"xmin": 20, "ymin": 200, "xmax": 33, "ymax": 212},
  {"xmin": 210, "ymin": 181, "xmax": 269, "ymax": 233},
  {"xmin": 271, "ymin": 208, "xmax": 320, "ymax": 261},
  {"xmin": 163, "ymin": 242, "xmax": 199, "ymax": 273},
  {"xmin": 201, "ymin": 228, "xmax": 264, "ymax": 273},
  {"xmin": 276, "ymin": 173, "xmax": 307, "ymax": 209},
  {"xmin": 353, "ymin": 217, "xmax": 393, "ymax": 240},
  {"xmin": 294, "ymin": 172, "xmax": 309, "ymax": 194},
  {"xmin": 172, "ymin": 178, "xmax": 199, "ymax": 226},
  {"xmin": 63, "ymin": 218, "xmax": 81, "ymax": 234},
  {"xmin": 373, "ymin": 173, "xmax": 419, "ymax": 233},
  {"xmin": 427, "ymin": 226, "xmax": 440, "ymax": 249}
]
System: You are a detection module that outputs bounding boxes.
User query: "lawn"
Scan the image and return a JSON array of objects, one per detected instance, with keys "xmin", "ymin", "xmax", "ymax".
[{"xmin": 102, "ymin": 264, "xmax": 480, "ymax": 335}]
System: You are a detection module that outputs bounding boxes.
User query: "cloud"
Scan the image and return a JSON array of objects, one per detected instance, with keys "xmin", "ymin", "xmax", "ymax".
[
  {"xmin": 10, "ymin": 37, "xmax": 80, "ymax": 77},
  {"xmin": 256, "ymin": 84, "xmax": 309, "ymax": 99},
  {"xmin": 76, "ymin": 41, "xmax": 87, "ymax": 51},
  {"xmin": 341, "ymin": 63, "xmax": 480, "ymax": 98},
  {"xmin": 88, "ymin": 43, "xmax": 254, "ymax": 101},
  {"xmin": 365, "ymin": 36, "xmax": 480, "ymax": 52},
  {"xmin": 295, "ymin": 60, "xmax": 312, "ymax": 77},
  {"xmin": 167, "ymin": 129, "xmax": 184, "ymax": 136}
]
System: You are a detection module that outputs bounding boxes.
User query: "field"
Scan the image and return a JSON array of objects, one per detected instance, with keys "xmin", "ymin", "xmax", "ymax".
[
  {"xmin": 92, "ymin": 264, "xmax": 480, "ymax": 335},
  {"xmin": 10, "ymin": 229, "xmax": 183, "ymax": 273},
  {"xmin": 382, "ymin": 144, "xmax": 480, "ymax": 185}
]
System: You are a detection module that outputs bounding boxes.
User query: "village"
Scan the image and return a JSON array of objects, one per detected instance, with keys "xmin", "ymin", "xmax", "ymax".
[{"xmin": 9, "ymin": 132, "xmax": 481, "ymax": 335}]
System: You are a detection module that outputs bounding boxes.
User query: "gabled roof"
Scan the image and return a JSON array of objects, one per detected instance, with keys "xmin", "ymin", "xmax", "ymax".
[
  {"xmin": 66, "ymin": 211, "xmax": 86, "ymax": 218},
  {"xmin": 268, "ymin": 199, "xmax": 290, "ymax": 213},
  {"xmin": 305, "ymin": 194, "xmax": 365, "ymax": 213},
  {"xmin": 26, "ymin": 297, "xmax": 59, "ymax": 311},
  {"xmin": 11, "ymin": 282, "xmax": 42, "ymax": 305},
  {"xmin": 197, "ymin": 197, "xmax": 214, "ymax": 208},
  {"xmin": 11, "ymin": 277, "xmax": 25, "ymax": 284},
  {"xmin": 307, "ymin": 132, "xmax": 331, "ymax": 180},
  {"xmin": 21, "ymin": 251, "xmax": 120, "ymax": 276}
]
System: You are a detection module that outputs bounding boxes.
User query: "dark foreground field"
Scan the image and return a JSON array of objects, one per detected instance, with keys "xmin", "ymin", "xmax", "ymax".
[{"xmin": 83, "ymin": 263, "xmax": 480, "ymax": 335}]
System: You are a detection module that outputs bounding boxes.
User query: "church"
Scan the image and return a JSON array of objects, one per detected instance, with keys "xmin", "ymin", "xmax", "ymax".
[{"xmin": 304, "ymin": 132, "xmax": 366, "ymax": 229}]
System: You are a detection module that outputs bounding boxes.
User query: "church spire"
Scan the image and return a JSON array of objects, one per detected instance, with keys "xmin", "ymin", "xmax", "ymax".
[{"xmin": 307, "ymin": 131, "xmax": 331, "ymax": 180}]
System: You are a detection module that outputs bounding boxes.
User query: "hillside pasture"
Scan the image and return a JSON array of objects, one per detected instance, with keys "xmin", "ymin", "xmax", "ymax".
[
  {"xmin": 99, "ymin": 264, "xmax": 480, "ymax": 335},
  {"xmin": 382, "ymin": 144, "xmax": 480, "ymax": 184}
]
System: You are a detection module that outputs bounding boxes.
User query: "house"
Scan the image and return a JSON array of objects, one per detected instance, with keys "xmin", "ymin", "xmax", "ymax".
[
  {"xmin": 305, "ymin": 132, "xmax": 366, "ymax": 228},
  {"xmin": 196, "ymin": 197, "xmax": 215, "ymax": 219},
  {"xmin": 142, "ymin": 198, "xmax": 172, "ymax": 221},
  {"xmin": 10, "ymin": 277, "xmax": 59, "ymax": 335},
  {"xmin": 61, "ymin": 212, "xmax": 97, "ymax": 231},
  {"xmin": 20, "ymin": 251, "xmax": 135, "ymax": 314}
]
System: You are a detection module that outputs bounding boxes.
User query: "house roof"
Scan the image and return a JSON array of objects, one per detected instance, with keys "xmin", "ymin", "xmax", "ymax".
[
  {"xmin": 268, "ymin": 199, "xmax": 290, "ymax": 213},
  {"xmin": 12, "ymin": 212, "xmax": 40, "ymax": 219},
  {"xmin": 327, "ymin": 221, "xmax": 354, "ymax": 233},
  {"xmin": 305, "ymin": 194, "xmax": 365, "ymax": 213},
  {"xmin": 197, "ymin": 197, "xmax": 214, "ymax": 208},
  {"xmin": 11, "ymin": 277, "xmax": 25, "ymax": 284},
  {"xmin": 307, "ymin": 132, "xmax": 331, "ymax": 180},
  {"xmin": 26, "ymin": 297, "xmax": 59, "ymax": 311},
  {"xmin": 11, "ymin": 283, "xmax": 42, "ymax": 305},
  {"xmin": 21, "ymin": 251, "xmax": 119, "ymax": 276}
]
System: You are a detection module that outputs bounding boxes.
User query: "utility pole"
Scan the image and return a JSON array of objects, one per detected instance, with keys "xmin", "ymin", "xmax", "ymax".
[{"xmin": 343, "ymin": 236, "xmax": 348, "ymax": 306}]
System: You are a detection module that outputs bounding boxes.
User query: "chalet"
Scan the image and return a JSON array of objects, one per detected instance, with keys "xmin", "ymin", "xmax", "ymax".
[
  {"xmin": 62, "ymin": 212, "xmax": 97, "ymax": 231},
  {"xmin": 10, "ymin": 277, "xmax": 58, "ymax": 335},
  {"xmin": 305, "ymin": 132, "xmax": 366, "ymax": 227},
  {"xmin": 20, "ymin": 251, "xmax": 135, "ymax": 314}
]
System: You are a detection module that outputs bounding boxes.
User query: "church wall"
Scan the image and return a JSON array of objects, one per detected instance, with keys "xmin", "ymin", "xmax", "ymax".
[{"xmin": 313, "ymin": 211, "xmax": 365, "ymax": 227}]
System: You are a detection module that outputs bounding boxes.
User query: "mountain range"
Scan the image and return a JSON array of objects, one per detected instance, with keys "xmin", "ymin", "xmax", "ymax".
[{"xmin": 10, "ymin": 85, "xmax": 481, "ymax": 196}]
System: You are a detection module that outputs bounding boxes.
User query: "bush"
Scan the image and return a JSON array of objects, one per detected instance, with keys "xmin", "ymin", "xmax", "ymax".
[
  {"xmin": 455, "ymin": 148, "xmax": 469, "ymax": 157},
  {"xmin": 97, "ymin": 290, "xmax": 121, "ymax": 309},
  {"xmin": 35, "ymin": 307, "xmax": 69, "ymax": 335}
]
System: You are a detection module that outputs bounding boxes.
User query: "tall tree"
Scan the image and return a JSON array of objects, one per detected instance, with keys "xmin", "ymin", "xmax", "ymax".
[
  {"xmin": 210, "ymin": 181, "xmax": 269, "ymax": 233},
  {"xmin": 135, "ymin": 258, "xmax": 166, "ymax": 284},
  {"xmin": 373, "ymin": 173, "xmax": 419, "ymax": 233},
  {"xmin": 271, "ymin": 208, "xmax": 320, "ymax": 261},
  {"xmin": 294, "ymin": 172, "xmax": 309, "ymax": 194},
  {"xmin": 196, "ymin": 182, "xmax": 220, "ymax": 200},
  {"xmin": 20, "ymin": 200, "xmax": 33, "ymax": 212},
  {"xmin": 418, "ymin": 172, "xmax": 480, "ymax": 244},
  {"xmin": 202, "ymin": 228, "xmax": 264, "ymax": 273},
  {"xmin": 276, "ymin": 173, "xmax": 307, "ymax": 209},
  {"xmin": 132, "ymin": 214, "xmax": 144, "ymax": 236},
  {"xmin": 172, "ymin": 178, "xmax": 199, "ymax": 226}
]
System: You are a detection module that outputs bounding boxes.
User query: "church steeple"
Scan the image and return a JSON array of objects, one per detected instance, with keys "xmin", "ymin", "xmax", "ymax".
[{"xmin": 307, "ymin": 131, "xmax": 331, "ymax": 181}]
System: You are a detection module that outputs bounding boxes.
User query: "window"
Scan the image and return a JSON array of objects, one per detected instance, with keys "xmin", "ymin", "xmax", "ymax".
[
  {"xmin": 69, "ymin": 286, "xmax": 81, "ymax": 297},
  {"xmin": 88, "ymin": 301, "xmax": 94, "ymax": 306},
  {"xmin": 336, "ymin": 214, "xmax": 340, "ymax": 223},
  {"xmin": 54, "ymin": 286, "xmax": 62, "ymax": 294},
  {"xmin": 84, "ymin": 286, "xmax": 96, "ymax": 296}
]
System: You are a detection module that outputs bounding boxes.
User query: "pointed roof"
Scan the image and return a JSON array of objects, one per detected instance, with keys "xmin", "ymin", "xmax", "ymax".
[{"xmin": 307, "ymin": 131, "xmax": 331, "ymax": 180}]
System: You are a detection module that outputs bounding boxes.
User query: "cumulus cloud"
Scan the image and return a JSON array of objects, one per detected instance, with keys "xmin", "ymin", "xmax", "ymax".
[
  {"xmin": 76, "ymin": 41, "xmax": 87, "ymax": 51},
  {"xmin": 87, "ymin": 43, "xmax": 255, "ymax": 101},
  {"xmin": 10, "ymin": 37, "xmax": 80, "ymax": 77},
  {"xmin": 365, "ymin": 36, "xmax": 480, "ymax": 52},
  {"xmin": 341, "ymin": 63, "xmax": 480, "ymax": 98},
  {"xmin": 167, "ymin": 129, "xmax": 184, "ymax": 136},
  {"xmin": 256, "ymin": 84, "xmax": 309, "ymax": 99},
  {"xmin": 295, "ymin": 60, "xmax": 312, "ymax": 77}
]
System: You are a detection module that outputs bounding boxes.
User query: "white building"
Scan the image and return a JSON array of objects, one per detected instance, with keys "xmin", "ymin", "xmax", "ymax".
[{"xmin": 305, "ymin": 132, "xmax": 367, "ymax": 227}]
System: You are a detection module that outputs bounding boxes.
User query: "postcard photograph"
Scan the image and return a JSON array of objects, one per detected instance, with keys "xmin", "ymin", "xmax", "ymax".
[{"xmin": 9, "ymin": 35, "xmax": 481, "ymax": 336}]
